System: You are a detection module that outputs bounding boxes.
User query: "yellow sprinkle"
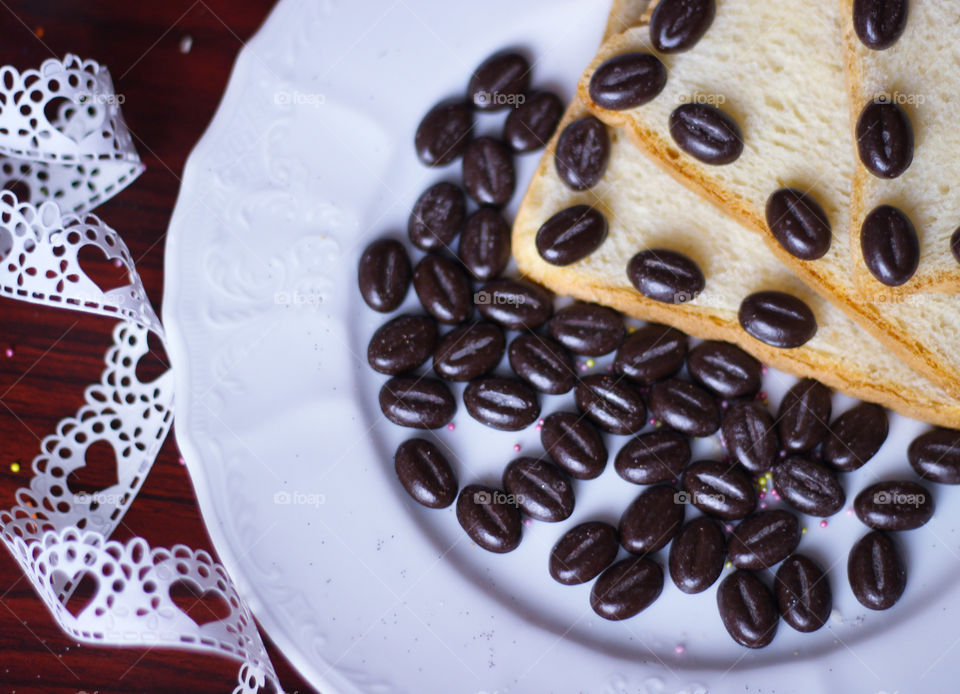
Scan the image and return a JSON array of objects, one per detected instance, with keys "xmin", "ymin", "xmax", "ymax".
[
  {"xmin": 586, "ymin": 359, "xmax": 595, "ymax": 368},
  {"xmin": 724, "ymin": 560, "xmax": 733, "ymax": 569},
  {"xmin": 801, "ymin": 526, "xmax": 808, "ymax": 534},
  {"xmin": 10, "ymin": 462, "xmax": 20, "ymax": 473}
]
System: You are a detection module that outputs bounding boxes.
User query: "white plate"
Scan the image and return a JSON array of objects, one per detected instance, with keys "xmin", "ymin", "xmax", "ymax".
[{"xmin": 162, "ymin": 1, "xmax": 960, "ymax": 692}]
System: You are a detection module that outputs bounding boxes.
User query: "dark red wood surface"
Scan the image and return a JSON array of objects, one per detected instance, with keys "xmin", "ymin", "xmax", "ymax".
[{"xmin": 0, "ymin": 2, "xmax": 316, "ymax": 692}]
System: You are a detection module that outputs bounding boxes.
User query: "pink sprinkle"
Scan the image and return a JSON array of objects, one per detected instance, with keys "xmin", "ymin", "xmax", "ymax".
[
  {"xmin": 759, "ymin": 501, "xmax": 768, "ymax": 509},
  {"xmin": 761, "ymin": 365, "xmax": 769, "ymax": 374},
  {"xmin": 846, "ymin": 507, "xmax": 855, "ymax": 516},
  {"xmin": 771, "ymin": 489, "xmax": 780, "ymax": 499},
  {"xmin": 523, "ymin": 518, "xmax": 532, "ymax": 526},
  {"xmin": 447, "ymin": 423, "xmax": 456, "ymax": 431},
  {"xmin": 724, "ymin": 524, "xmax": 733, "ymax": 533},
  {"xmin": 513, "ymin": 444, "xmax": 521, "ymax": 452},
  {"xmin": 649, "ymin": 418, "xmax": 657, "ymax": 426},
  {"xmin": 177, "ymin": 456, "xmax": 185, "ymax": 466},
  {"xmin": 819, "ymin": 520, "xmax": 828, "ymax": 528},
  {"xmin": 4, "ymin": 347, "xmax": 13, "ymax": 358},
  {"xmin": 758, "ymin": 491, "xmax": 766, "ymax": 499},
  {"xmin": 113, "ymin": 258, "xmax": 123, "ymax": 267},
  {"xmin": 538, "ymin": 419, "xmax": 544, "ymax": 427},
  {"xmin": 674, "ymin": 644, "xmax": 685, "ymax": 655}
]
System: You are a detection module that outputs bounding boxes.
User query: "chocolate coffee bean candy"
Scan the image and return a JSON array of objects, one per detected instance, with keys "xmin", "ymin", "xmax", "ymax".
[
  {"xmin": 408, "ymin": 182, "xmax": 466, "ymax": 251},
  {"xmin": 853, "ymin": 0, "xmax": 909, "ymax": 50},
  {"xmin": 358, "ymin": 238, "xmax": 411, "ymax": 312},
  {"xmin": 456, "ymin": 484, "xmax": 521, "ymax": 553},
  {"xmin": 415, "ymin": 99, "xmax": 473, "ymax": 166},
  {"xmin": 508, "ymin": 333, "xmax": 576, "ymax": 395},
  {"xmin": 856, "ymin": 100, "xmax": 913, "ymax": 179},
  {"xmin": 467, "ymin": 51, "xmax": 530, "ymax": 112},
  {"xmin": 590, "ymin": 557, "xmax": 664, "ymax": 621},
  {"xmin": 823, "ymin": 402, "xmax": 888, "ymax": 472},
  {"xmin": 729, "ymin": 510, "xmax": 801, "ymax": 569},
  {"xmin": 614, "ymin": 324, "xmax": 688, "ymax": 384},
  {"xmin": 462, "ymin": 137, "xmax": 516, "ymax": 207},
  {"xmin": 540, "ymin": 411, "xmax": 608, "ymax": 480},
  {"xmin": 669, "ymin": 103, "xmax": 743, "ymax": 165},
  {"xmin": 463, "ymin": 377, "xmax": 540, "ymax": 431},
  {"xmin": 476, "ymin": 278, "xmax": 553, "ymax": 330},
  {"xmin": 775, "ymin": 554, "xmax": 831, "ymax": 633},
  {"xmin": 619, "ymin": 484, "xmax": 684, "ymax": 554},
  {"xmin": 848, "ymin": 531, "xmax": 906, "ymax": 610},
  {"xmin": 368, "ymin": 314, "xmax": 437, "ymax": 375},
  {"xmin": 717, "ymin": 570, "xmax": 778, "ymax": 648},
  {"xmin": 588, "ymin": 52, "xmax": 667, "ymax": 110},
  {"xmin": 549, "ymin": 521, "xmax": 619, "ymax": 585},
  {"xmin": 765, "ymin": 188, "xmax": 832, "ymax": 260},
  {"xmin": 627, "ymin": 248, "xmax": 705, "ymax": 304},
  {"xmin": 574, "ymin": 374, "xmax": 647, "ymax": 435},
  {"xmin": 503, "ymin": 90, "xmax": 563, "ymax": 153},
  {"xmin": 908, "ymin": 428, "xmax": 960, "ymax": 484},
  {"xmin": 535, "ymin": 205, "xmax": 609, "ymax": 266},
  {"xmin": 772, "ymin": 456, "xmax": 845, "ymax": 517},
  {"xmin": 854, "ymin": 480, "xmax": 934, "ymax": 531},
  {"xmin": 394, "ymin": 438, "xmax": 458, "ymax": 508},
  {"xmin": 413, "ymin": 254, "xmax": 472, "ymax": 324},
  {"xmin": 860, "ymin": 205, "xmax": 919, "ymax": 286},
  {"xmin": 650, "ymin": 0, "xmax": 717, "ymax": 53},
  {"xmin": 379, "ymin": 376, "xmax": 456, "ymax": 429},
  {"xmin": 681, "ymin": 459, "xmax": 756, "ymax": 520},
  {"xmin": 459, "ymin": 207, "xmax": 511, "ymax": 280},
  {"xmin": 648, "ymin": 378, "xmax": 720, "ymax": 437},
  {"xmin": 721, "ymin": 401, "xmax": 778, "ymax": 474},
  {"xmin": 554, "ymin": 116, "xmax": 610, "ymax": 191},
  {"xmin": 547, "ymin": 302, "xmax": 623, "ymax": 356},
  {"xmin": 777, "ymin": 378, "xmax": 832, "ymax": 452},
  {"xmin": 615, "ymin": 430, "xmax": 690, "ymax": 485},
  {"xmin": 432, "ymin": 322, "xmax": 505, "ymax": 381},
  {"xmin": 687, "ymin": 340, "xmax": 762, "ymax": 398},
  {"xmin": 739, "ymin": 291, "xmax": 817, "ymax": 349},
  {"xmin": 502, "ymin": 457, "xmax": 574, "ymax": 522},
  {"xmin": 669, "ymin": 516, "xmax": 726, "ymax": 594}
]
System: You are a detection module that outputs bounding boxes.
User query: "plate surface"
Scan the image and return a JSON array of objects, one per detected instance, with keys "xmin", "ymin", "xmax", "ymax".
[{"xmin": 162, "ymin": 1, "xmax": 960, "ymax": 692}]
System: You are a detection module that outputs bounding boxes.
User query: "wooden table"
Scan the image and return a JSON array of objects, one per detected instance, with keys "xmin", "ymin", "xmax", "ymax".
[{"xmin": 0, "ymin": 2, "xmax": 316, "ymax": 692}]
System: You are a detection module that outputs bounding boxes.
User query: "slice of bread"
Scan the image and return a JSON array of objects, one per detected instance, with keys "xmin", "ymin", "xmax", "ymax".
[
  {"xmin": 841, "ymin": 1, "xmax": 960, "ymax": 297},
  {"xmin": 574, "ymin": 0, "xmax": 960, "ymax": 399}
]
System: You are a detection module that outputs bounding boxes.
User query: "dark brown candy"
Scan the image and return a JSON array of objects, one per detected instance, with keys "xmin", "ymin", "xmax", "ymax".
[
  {"xmin": 681, "ymin": 459, "xmax": 756, "ymax": 520},
  {"xmin": 615, "ymin": 430, "xmax": 690, "ymax": 485},
  {"xmin": 729, "ymin": 510, "xmax": 801, "ymax": 569},
  {"xmin": 540, "ymin": 411, "xmax": 608, "ymax": 480},
  {"xmin": 463, "ymin": 377, "xmax": 540, "ymax": 431},
  {"xmin": 535, "ymin": 205, "xmax": 608, "ymax": 266},
  {"xmin": 467, "ymin": 51, "xmax": 531, "ymax": 111},
  {"xmin": 717, "ymin": 570, "xmax": 779, "ymax": 648},
  {"xmin": 669, "ymin": 516, "xmax": 726, "ymax": 594},
  {"xmin": 413, "ymin": 254, "xmax": 472, "ymax": 324},
  {"xmin": 952, "ymin": 227, "xmax": 960, "ymax": 265},
  {"xmin": 408, "ymin": 182, "xmax": 466, "ymax": 251},
  {"xmin": 648, "ymin": 378, "xmax": 720, "ymax": 437},
  {"xmin": 590, "ymin": 557, "xmax": 664, "ymax": 621},
  {"xmin": 860, "ymin": 205, "xmax": 919, "ymax": 286},
  {"xmin": 588, "ymin": 52, "xmax": 667, "ymax": 110},
  {"xmin": 614, "ymin": 324, "xmax": 688, "ymax": 384},
  {"xmin": 503, "ymin": 91, "xmax": 563, "ymax": 153},
  {"xmin": 739, "ymin": 291, "xmax": 817, "ymax": 349},
  {"xmin": 415, "ymin": 100, "xmax": 473, "ymax": 166},
  {"xmin": 721, "ymin": 401, "xmax": 778, "ymax": 474},
  {"xmin": 456, "ymin": 484, "xmax": 521, "ymax": 553},
  {"xmin": 777, "ymin": 379, "xmax": 832, "ymax": 453},
  {"xmin": 823, "ymin": 403, "xmax": 888, "ymax": 472},
  {"xmin": 619, "ymin": 484, "xmax": 684, "ymax": 554},
  {"xmin": 554, "ymin": 116, "xmax": 610, "ymax": 191},
  {"xmin": 909, "ymin": 428, "xmax": 960, "ymax": 484},
  {"xmin": 848, "ymin": 531, "xmax": 906, "ymax": 610},
  {"xmin": 459, "ymin": 207, "xmax": 511, "ymax": 281},
  {"xmin": 358, "ymin": 239, "xmax": 411, "ymax": 312},
  {"xmin": 853, "ymin": 0, "xmax": 909, "ymax": 50},
  {"xmin": 669, "ymin": 103, "xmax": 743, "ymax": 165},
  {"xmin": 627, "ymin": 248, "xmax": 705, "ymax": 304},
  {"xmin": 650, "ymin": 0, "xmax": 717, "ymax": 53},
  {"xmin": 379, "ymin": 376, "xmax": 456, "ymax": 429},
  {"xmin": 502, "ymin": 457, "xmax": 574, "ymax": 522},
  {"xmin": 575, "ymin": 374, "xmax": 647, "ymax": 435},
  {"xmin": 432, "ymin": 322, "xmax": 505, "ymax": 381},
  {"xmin": 854, "ymin": 480, "xmax": 934, "ymax": 530},
  {"xmin": 476, "ymin": 278, "xmax": 553, "ymax": 330},
  {"xmin": 368, "ymin": 314, "xmax": 437, "ymax": 375},
  {"xmin": 549, "ymin": 521, "xmax": 619, "ymax": 585},
  {"xmin": 462, "ymin": 137, "xmax": 515, "ymax": 207},
  {"xmin": 856, "ymin": 100, "xmax": 913, "ymax": 179},
  {"xmin": 547, "ymin": 302, "xmax": 623, "ymax": 356},
  {"xmin": 687, "ymin": 340, "xmax": 762, "ymax": 398},
  {"xmin": 508, "ymin": 333, "xmax": 576, "ymax": 395},
  {"xmin": 772, "ymin": 455, "xmax": 845, "ymax": 517},
  {"xmin": 775, "ymin": 554, "xmax": 831, "ymax": 633},
  {"xmin": 765, "ymin": 188, "xmax": 832, "ymax": 261},
  {"xmin": 394, "ymin": 438, "xmax": 458, "ymax": 508}
]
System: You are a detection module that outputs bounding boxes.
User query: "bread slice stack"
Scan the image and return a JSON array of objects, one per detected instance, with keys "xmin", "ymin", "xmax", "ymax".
[{"xmin": 512, "ymin": 0, "xmax": 960, "ymax": 427}]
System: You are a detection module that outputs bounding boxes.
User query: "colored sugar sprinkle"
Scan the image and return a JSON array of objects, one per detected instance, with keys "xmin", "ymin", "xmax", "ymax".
[
  {"xmin": 724, "ymin": 560, "xmax": 733, "ymax": 569},
  {"xmin": 724, "ymin": 524, "xmax": 733, "ymax": 533},
  {"xmin": 801, "ymin": 526, "xmax": 808, "ymax": 535},
  {"xmin": 447, "ymin": 422, "xmax": 456, "ymax": 431},
  {"xmin": 758, "ymin": 491, "xmax": 766, "ymax": 499},
  {"xmin": 586, "ymin": 359, "xmax": 595, "ymax": 368},
  {"xmin": 513, "ymin": 444, "xmax": 521, "ymax": 452},
  {"xmin": 10, "ymin": 462, "xmax": 20, "ymax": 473},
  {"xmin": 846, "ymin": 507, "xmax": 855, "ymax": 516},
  {"xmin": 759, "ymin": 501, "xmax": 767, "ymax": 510},
  {"xmin": 674, "ymin": 644, "xmax": 685, "ymax": 655},
  {"xmin": 4, "ymin": 347, "xmax": 13, "ymax": 358},
  {"xmin": 819, "ymin": 520, "xmax": 828, "ymax": 528}
]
